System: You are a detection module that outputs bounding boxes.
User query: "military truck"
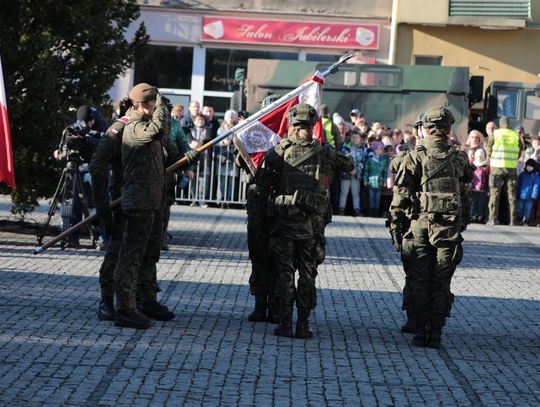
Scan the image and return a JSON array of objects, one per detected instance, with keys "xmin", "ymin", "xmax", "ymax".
[
  {"xmin": 245, "ymin": 59, "xmax": 540, "ymax": 140},
  {"xmin": 479, "ymin": 81, "xmax": 540, "ymax": 137},
  {"xmin": 246, "ymin": 59, "xmax": 472, "ymax": 139}
]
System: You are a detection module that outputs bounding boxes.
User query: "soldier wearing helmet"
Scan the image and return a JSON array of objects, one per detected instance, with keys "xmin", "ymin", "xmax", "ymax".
[
  {"xmin": 388, "ymin": 106, "xmax": 473, "ymax": 348},
  {"xmin": 251, "ymin": 102, "xmax": 353, "ymax": 339}
]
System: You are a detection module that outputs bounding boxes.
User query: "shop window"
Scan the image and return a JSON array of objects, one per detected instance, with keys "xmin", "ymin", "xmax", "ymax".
[
  {"xmin": 525, "ymin": 91, "xmax": 540, "ymax": 120},
  {"xmin": 497, "ymin": 89, "xmax": 518, "ymax": 118},
  {"xmin": 134, "ymin": 45, "xmax": 193, "ymax": 89},
  {"xmin": 203, "ymin": 96, "xmax": 232, "ymax": 120},
  {"xmin": 205, "ymin": 48, "xmax": 297, "ymax": 92}
]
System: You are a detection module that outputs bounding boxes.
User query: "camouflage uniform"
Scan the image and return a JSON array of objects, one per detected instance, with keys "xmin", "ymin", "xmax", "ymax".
[
  {"xmin": 246, "ymin": 180, "xmax": 275, "ymax": 322},
  {"xmin": 253, "ymin": 103, "xmax": 354, "ymax": 338},
  {"xmin": 388, "ymin": 106, "xmax": 473, "ymax": 348},
  {"xmin": 486, "ymin": 119, "xmax": 523, "ymax": 225},
  {"xmin": 115, "ymin": 88, "xmax": 174, "ymax": 327},
  {"xmin": 89, "ymin": 115, "xmax": 129, "ymax": 320}
]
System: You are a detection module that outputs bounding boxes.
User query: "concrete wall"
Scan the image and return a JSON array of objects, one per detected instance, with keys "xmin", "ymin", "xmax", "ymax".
[{"xmin": 395, "ymin": 25, "xmax": 540, "ymax": 85}]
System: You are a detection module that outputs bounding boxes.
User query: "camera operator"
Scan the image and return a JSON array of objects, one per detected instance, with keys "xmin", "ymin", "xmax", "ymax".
[{"xmin": 53, "ymin": 105, "xmax": 104, "ymax": 247}]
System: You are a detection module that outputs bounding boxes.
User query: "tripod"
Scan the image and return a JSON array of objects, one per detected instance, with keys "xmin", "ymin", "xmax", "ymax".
[{"xmin": 37, "ymin": 153, "xmax": 97, "ymax": 249}]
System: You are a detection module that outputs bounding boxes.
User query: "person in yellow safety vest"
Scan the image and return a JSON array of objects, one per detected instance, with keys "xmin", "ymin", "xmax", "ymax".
[
  {"xmin": 486, "ymin": 116, "xmax": 524, "ymax": 225},
  {"xmin": 321, "ymin": 105, "xmax": 342, "ymax": 150}
]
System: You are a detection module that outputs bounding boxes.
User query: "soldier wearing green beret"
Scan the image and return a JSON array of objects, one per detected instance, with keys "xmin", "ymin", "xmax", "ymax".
[{"xmin": 112, "ymin": 83, "xmax": 178, "ymax": 329}]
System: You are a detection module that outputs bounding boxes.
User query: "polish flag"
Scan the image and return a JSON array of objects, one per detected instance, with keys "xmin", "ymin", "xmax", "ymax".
[
  {"xmin": 0, "ymin": 55, "xmax": 15, "ymax": 189},
  {"xmin": 236, "ymin": 74, "xmax": 325, "ymax": 168}
]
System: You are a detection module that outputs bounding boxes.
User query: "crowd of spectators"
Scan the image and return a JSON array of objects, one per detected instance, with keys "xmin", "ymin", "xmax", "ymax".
[
  {"xmin": 163, "ymin": 101, "xmax": 540, "ymax": 226},
  {"xmin": 325, "ymin": 109, "xmax": 540, "ymax": 226}
]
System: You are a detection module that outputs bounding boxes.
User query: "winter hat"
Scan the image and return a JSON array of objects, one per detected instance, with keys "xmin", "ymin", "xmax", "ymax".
[
  {"xmin": 473, "ymin": 148, "xmax": 488, "ymax": 167},
  {"xmin": 525, "ymin": 158, "xmax": 538, "ymax": 171}
]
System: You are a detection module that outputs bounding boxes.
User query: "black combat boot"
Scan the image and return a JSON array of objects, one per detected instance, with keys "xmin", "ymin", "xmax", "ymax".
[
  {"xmin": 141, "ymin": 300, "xmax": 175, "ymax": 321},
  {"xmin": 411, "ymin": 326, "xmax": 428, "ymax": 348},
  {"xmin": 274, "ymin": 305, "xmax": 293, "ymax": 337},
  {"xmin": 98, "ymin": 296, "xmax": 116, "ymax": 321},
  {"xmin": 426, "ymin": 327, "xmax": 443, "ymax": 349},
  {"xmin": 115, "ymin": 308, "xmax": 155, "ymax": 329},
  {"xmin": 400, "ymin": 311, "xmax": 415, "ymax": 334},
  {"xmin": 295, "ymin": 307, "xmax": 313, "ymax": 339},
  {"xmin": 267, "ymin": 302, "xmax": 280, "ymax": 324},
  {"xmin": 248, "ymin": 295, "xmax": 267, "ymax": 322}
]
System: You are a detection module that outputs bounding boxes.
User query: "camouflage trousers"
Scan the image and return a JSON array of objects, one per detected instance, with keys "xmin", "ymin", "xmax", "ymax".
[
  {"xmin": 98, "ymin": 210, "xmax": 124, "ymax": 298},
  {"xmin": 488, "ymin": 168, "xmax": 517, "ymax": 224},
  {"xmin": 269, "ymin": 236, "xmax": 319, "ymax": 309},
  {"xmin": 401, "ymin": 228, "xmax": 463, "ymax": 329},
  {"xmin": 115, "ymin": 209, "xmax": 163, "ymax": 310},
  {"xmin": 247, "ymin": 218, "xmax": 274, "ymax": 301}
]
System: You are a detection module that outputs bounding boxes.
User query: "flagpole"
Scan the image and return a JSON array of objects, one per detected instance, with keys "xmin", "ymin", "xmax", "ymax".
[{"xmin": 34, "ymin": 52, "xmax": 353, "ymax": 254}]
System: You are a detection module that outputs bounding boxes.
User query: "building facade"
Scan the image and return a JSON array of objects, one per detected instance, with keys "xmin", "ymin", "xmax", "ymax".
[{"xmin": 110, "ymin": 0, "xmax": 393, "ymax": 114}]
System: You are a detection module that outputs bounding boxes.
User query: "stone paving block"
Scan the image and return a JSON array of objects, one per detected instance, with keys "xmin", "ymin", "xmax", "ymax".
[{"xmin": 0, "ymin": 198, "xmax": 539, "ymax": 406}]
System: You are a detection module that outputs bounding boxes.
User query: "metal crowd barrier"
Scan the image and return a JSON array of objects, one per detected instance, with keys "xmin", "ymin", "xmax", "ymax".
[{"xmin": 175, "ymin": 143, "xmax": 250, "ymax": 205}]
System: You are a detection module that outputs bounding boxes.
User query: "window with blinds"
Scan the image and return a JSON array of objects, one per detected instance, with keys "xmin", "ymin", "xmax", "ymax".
[{"xmin": 449, "ymin": 0, "xmax": 530, "ymax": 18}]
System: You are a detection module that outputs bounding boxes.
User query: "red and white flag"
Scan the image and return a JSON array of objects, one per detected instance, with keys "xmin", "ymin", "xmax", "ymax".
[
  {"xmin": 235, "ymin": 73, "xmax": 325, "ymax": 169},
  {"xmin": 0, "ymin": 55, "xmax": 15, "ymax": 189}
]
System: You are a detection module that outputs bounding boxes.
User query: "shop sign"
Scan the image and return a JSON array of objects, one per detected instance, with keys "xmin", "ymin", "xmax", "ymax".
[{"xmin": 201, "ymin": 17, "xmax": 379, "ymax": 50}]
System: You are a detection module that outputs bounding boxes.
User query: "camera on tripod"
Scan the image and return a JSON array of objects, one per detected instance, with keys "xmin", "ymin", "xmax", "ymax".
[{"xmin": 59, "ymin": 125, "xmax": 100, "ymax": 164}]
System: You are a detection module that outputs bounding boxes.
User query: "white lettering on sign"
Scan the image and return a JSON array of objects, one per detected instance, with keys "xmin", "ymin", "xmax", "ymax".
[
  {"xmin": 237, "ymin": 24, "xmax": 273, "ymax": 40},
  {"xmin": 282, "ymin": 27, "xmax": 351, "ymax": 43}
]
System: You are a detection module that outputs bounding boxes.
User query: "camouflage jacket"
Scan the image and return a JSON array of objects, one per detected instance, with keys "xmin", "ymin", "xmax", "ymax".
[
  {"xmin": 389, "ymin": 136, "xmax": 473, "ymax": 244},
  {"xmin": 89, "ymin": 117, "xmax": 128, "ymax": 206},
  {"xmin": 254, "ymin": 132, "xmax": 354, "ymax": 239},
  {"xmin": 121, "ymin": 105, "xmax": 169, "ymax": 211}
]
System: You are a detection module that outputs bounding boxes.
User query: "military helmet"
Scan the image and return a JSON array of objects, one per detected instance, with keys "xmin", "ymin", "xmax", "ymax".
[
  {"xmin": 413, "ymin": 112, "xmax": 425, "ymax": 129},
  {"xmin": 422, "ymin": 106, "xmax": 455, "ymax": 129},
  {"xmin": 287, "ymin": 103, "xmax": 318, "ymax": 127}
]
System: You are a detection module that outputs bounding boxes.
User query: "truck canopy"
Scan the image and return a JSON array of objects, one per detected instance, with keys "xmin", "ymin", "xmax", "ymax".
[{"xmin": 246, "ymin": 59, "xmax": 471, "ymax": 139}]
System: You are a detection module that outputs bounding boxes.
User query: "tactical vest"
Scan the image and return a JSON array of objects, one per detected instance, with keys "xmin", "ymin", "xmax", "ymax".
[
  {"xmin": 321, "ymin": 117, "xmax": 335, "ymax": 147},
  {"xmin": 490, "ymin": 128, "xmax": 520, "ymax": 169},
  {"xmin": 418, "ymin": 147, "xmax": 461, "ymax": 215},
  {"xmin": 274, "ymin": 139, "xmax": 328, "ymax": 214}
]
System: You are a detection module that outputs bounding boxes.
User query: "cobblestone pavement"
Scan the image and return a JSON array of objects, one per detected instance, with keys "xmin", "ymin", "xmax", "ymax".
[{"xmin": 0, "ymin": 198, "xmax": 539, "ymax": 406}]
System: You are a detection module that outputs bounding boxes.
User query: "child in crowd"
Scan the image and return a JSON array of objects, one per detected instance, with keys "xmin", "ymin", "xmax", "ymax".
[
  {"xmin": 188, "ymin": 114, "xmax": 210, "ymax": 207},
  {"xmin": 471, "ymin": 147, "xmax": 490, "ymax": 223},
  {"xmin": 517, "ymin": 159, "xmax": 540, "ymax": 224},
  {"xmin": 339, "ymin": 132, "xmax": 366, "ymax": 216},
  {"xmin": 363, "ymin": 141, "xmax": 388, "ymax": 217}
]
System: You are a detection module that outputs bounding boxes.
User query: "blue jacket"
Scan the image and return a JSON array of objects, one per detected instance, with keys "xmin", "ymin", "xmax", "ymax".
[{"xmin": 517, "ymin": 170, "xmax": 540, "ymax": 200}]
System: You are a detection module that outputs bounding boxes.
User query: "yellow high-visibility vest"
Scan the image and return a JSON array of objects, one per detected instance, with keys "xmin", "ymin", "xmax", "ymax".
[
  {"xmin": 490, "ymin": 128, "xmax": 520, "ymax": 169},
  {"xmin": 322, "ymin": 117, "xmax": 335, "ymax": 147}
]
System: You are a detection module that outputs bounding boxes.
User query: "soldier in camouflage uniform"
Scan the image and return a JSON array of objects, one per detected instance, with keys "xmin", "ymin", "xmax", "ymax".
[
  {"xmin": 89, "ymin": 97, "xmax": 133, "ymax": 321},
  {"xmin": 253, "ymin": 103, "xmax": 354, "ymax": 339},
  {"xmin": 113, "ymin": 83, "xmax": 177, "ymax": 329},
  {"xmin": 245, "ymin": 178, "xmax": 276, "ymax": 323},
  {"xmin": 388, "ymin": 106, "xmax": 473, "ymax": 348},
  {"xmin": 387, "ymin": 113, "xmax": 424, "ymax": 333}
]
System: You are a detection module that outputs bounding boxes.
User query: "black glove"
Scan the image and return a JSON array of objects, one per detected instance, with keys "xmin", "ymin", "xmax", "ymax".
[
  {"xmin": 95, "ymin": 202, "xmax": 112, "ymax": 235},
  {"xmin": 390, "ymin": 229, "xmax": 402, "ymax": 252},
  {"xmin": 156, "ymin": 94, "xmax": 172, "ymax": 111},
  {"xmin": 185, "ymin": 149, "xmax": 200, "ymax": 164}
]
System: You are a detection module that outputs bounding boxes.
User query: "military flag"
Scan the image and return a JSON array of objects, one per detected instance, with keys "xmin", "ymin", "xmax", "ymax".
[
  {"xmin": 0, "ymin": 55, "xmax": 15, "ymax": 189},
  {"xmin": 234, "ymin": 72, "xmax": 325, "ymax": 171}
]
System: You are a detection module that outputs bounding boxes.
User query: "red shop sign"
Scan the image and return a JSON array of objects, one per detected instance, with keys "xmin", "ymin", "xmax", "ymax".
[{"xmin": 201, "ymin": 17, "xmax": 379, "ymax": 50}]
